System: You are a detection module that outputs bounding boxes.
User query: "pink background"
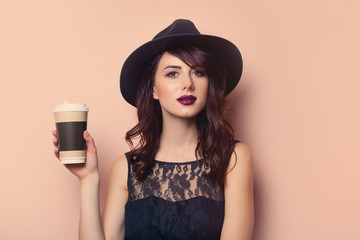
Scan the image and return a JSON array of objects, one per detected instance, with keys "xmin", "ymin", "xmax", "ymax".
[{"xmin": 1, "ymin": 0, "xmax": 359, "ymax": 239}]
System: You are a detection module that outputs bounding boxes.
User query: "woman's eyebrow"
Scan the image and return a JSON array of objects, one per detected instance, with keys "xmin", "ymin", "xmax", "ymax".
[{"xmin": 163, "ymin": 65, "xmax": 182, "ymax": 70}]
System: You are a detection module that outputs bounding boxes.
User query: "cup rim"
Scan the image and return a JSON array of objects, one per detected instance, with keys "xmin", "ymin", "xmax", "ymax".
[{"xmin": 53, "ymin": 102, "xmax": 89, "ymax": 113}]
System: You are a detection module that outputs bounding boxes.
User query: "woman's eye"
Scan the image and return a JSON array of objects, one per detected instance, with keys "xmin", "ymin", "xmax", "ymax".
[
  {"xmin": 165, "ymin": 71, "xmax": 178, "ymax": 78},
  {"xmin": 193, "ymin": 70, "xmax": 206, "ymax": 76}
]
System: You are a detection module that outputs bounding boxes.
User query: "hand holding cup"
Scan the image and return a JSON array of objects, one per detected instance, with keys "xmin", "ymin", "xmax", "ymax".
[
  {"xmin": 52, "ymin": 129, "xmax": 99, "ymax": 180},
  {"xmin": 52, "ymin": 102, "xmax": 99, "ymax": 180}
]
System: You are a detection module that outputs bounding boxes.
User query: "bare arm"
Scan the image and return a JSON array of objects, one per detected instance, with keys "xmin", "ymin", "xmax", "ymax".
[
  {"xmin": 102, "ymin": 155, "xmax": 128, "ymax": 239},
  {"xmin": 53, "ymin": 130, "xmax": 128, "ymax": 240},
  {"xmin": 53, "ymin": 130, "xmax": 109, "ymax": 240},
  {"xmin": 79, "ymin": 172, "xmax": 105, "ymax": 240},
  {"xmin": 78, "ymin": 156, "xmax": 128, "ymax": 240},
  {"xmin": 221, "ymin": 142, "xmax": 254, "ymax": 240}
]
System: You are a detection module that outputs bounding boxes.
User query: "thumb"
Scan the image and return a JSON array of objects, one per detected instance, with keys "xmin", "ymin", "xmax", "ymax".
[{"xmin": 84, "ymin": 130, "xmax": 97, "ymax": 153}]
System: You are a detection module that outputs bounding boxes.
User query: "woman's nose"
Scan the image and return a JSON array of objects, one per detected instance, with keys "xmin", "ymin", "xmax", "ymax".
[{"xmin": 182, "ymin": 74, "xmax": 193, "ymax": 90}]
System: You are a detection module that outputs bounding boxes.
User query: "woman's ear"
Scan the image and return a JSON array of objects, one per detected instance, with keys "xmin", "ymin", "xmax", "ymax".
[{"xmin": 153, "ymin": 87, "xmax": 159, "ymax": 99}]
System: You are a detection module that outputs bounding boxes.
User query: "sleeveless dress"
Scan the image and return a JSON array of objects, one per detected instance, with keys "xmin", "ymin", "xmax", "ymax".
[{"xmin": 124, "ymin": 153, "xmax": 225, "ymax": 240}]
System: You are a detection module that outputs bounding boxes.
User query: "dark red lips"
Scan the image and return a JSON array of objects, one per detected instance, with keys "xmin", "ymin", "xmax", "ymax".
[{"xmin": 177, "ymin": 95, "xmax": 197, "ymax": 105}]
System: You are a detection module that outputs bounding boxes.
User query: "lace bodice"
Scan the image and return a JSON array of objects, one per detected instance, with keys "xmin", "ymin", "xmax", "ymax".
[
  {"xmin": 125, "ymin": 154, "xmax": 225, "ymax": 240},
  {"xmin": 128, "ymin": 159, "xmax": 224, "ymax": 202}
]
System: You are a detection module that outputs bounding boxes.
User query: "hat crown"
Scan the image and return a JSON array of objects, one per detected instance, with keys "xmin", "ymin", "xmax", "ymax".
[{"xmin": 153, "ymin": 19, "xmax": 201, "ymax": 40}]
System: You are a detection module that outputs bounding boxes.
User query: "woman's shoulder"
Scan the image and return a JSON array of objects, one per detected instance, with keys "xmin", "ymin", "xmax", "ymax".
[
  {"xmin": 108, "ymin": 154, "xmax": 129, "ymax": 189},
  {"xmin": 228, "ymin": 142, "xmax": 253, "ymax": 173},
  {"xmin": 113, "ymin": 154, "xmax": 129, "ymax": 168},
  {"xmin": 233, "ymin": 142, "xmax": 252, "ymax": 158}
]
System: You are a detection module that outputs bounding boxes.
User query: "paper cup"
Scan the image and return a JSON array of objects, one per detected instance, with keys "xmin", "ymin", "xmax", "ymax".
[{"xmin": 53, "ymin": 101, "xmax": 89, "ymax": 164}]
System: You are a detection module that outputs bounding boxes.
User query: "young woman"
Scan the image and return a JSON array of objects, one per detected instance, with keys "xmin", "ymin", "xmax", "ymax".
[{"xmin": 52, "ymin": 19, "xmax": 254, "ymax": 240}]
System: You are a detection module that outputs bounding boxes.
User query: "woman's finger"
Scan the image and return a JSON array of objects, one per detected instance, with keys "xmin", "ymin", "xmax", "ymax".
[
  {"xmin": 54, "ymin": 147, "xmax": 60, "ymax": 159},
  {"xmin": 83, "ymin": 130, "xmax": 97, "ymax": 154},
  {"xmin": 53, "ymin": 137, "xmax": 58, "ymax": 147}
]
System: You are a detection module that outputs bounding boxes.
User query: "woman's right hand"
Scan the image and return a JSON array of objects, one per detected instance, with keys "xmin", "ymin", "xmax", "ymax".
[{"xmin": 52, "ymin": 130, "xmax": 99, "ymax": 180}]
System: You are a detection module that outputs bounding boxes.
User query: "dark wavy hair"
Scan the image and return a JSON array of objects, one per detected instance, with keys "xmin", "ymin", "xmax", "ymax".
[{"xmin": 125, "ymin": 47, "xmax": 235, "ymax": 186}]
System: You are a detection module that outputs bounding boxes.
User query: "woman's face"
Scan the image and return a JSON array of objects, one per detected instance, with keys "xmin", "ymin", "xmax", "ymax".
[{"xmin": 153, "ymin": 52, "xmax": 209, "ymax": 119}]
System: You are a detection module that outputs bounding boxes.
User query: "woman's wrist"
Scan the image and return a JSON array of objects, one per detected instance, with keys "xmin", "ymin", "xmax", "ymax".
[{"xmin": 80, "ymin": 171, "xmax": 100, "ymax": 185}]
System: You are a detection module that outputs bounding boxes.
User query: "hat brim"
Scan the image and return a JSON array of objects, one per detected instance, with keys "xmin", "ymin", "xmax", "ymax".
[{"xmin": 120, "ymin": 34, "xmax": 243, "ymax": 107}]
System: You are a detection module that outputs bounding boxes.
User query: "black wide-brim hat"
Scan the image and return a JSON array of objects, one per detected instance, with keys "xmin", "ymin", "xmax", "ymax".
[{"xmin": 120, "ymin": 19, "xmax": 243, "ymax": 107}]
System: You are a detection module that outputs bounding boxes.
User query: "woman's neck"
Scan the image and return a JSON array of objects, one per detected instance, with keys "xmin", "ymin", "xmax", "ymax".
[{"xmin": 156, "ymin": 114, "xmax": 199, "ymax": 162}]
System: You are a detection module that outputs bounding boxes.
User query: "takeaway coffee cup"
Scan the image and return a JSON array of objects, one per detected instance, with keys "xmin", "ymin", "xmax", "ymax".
[{"xmin": 53, "ymin": 101, "xmax": 89, "ymax": 164}]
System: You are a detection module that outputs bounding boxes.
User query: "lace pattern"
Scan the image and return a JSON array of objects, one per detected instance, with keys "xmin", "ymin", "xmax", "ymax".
[{"xmin": 127, "ymin": 159, "xmax": 224, "ymax": 202}]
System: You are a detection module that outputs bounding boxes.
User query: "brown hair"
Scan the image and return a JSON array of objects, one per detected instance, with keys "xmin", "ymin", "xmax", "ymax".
[{"xmin": 125, "ymin": 47, "xmax": 235, "ymax": 186}]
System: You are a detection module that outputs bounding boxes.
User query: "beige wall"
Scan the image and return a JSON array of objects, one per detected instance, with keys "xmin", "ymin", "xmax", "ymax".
[{"xmin": 1, "ymin": 0, "xmax": 359, "ymax": 239}]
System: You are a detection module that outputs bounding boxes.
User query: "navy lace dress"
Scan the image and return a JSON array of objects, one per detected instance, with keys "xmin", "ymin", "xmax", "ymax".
[{"xmin": 124, "ymin": 153, "xmax": 225, "ymax": 240}]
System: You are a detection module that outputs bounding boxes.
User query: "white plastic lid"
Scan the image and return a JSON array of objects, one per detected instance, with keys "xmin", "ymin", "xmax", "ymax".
[{"xmin": 53, "ymin": 101, "xmax": 89, "ymax": 112}]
